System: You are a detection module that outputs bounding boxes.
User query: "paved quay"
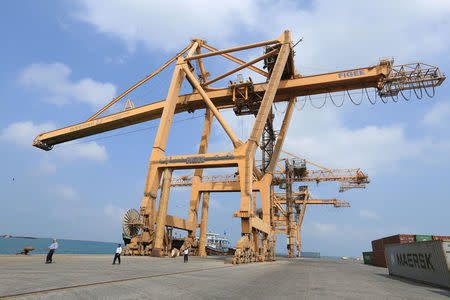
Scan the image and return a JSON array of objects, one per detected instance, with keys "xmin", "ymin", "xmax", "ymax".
[{"xmin": 0, "ymin": 255, "xmax": 448, "ymax": 299}]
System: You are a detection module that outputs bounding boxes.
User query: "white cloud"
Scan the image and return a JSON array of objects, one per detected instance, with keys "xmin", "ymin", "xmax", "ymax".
[
  {"xmin": 50, "ymin": 185, "xmax": 78, "ymax": 200},
  {"xmin": 209, "ymin": 106, "xmax": 438, "ymax": 173},
  {"xmin": 55, "ymin": 141, "xmax": 108, "ymax": 162},
  {"xmin": 359, "ymin": 209, "xmax": 380, "ymax": 220},
  {"xmin": 422, "ymin": 101, "xmax": 450, "ymax": 126},
  {"xmin": 104, "ymin": 204, "xmax": 126, "ymax": 219},
  {"xmin": 283, "ymin": 107, "xmax": 431, "ymax": 172},
  {"xmin": 33, "ymin": 156, "xmax": 57, "ymax": 176},
  {"xmin": 310, "ymin": 222, "xmax": 339, "ymax": 236},
  {"xmin": 19, "ymin": 62, "xmax": 116, "ymax": 108},
  {"xmin": 0, "ymin": 121, "xmax": 56, "ymax": 147},
  {"xmin": 75, "ymin": 0, "xmax": 450, "ymax": 71},
  {"xmin": 75, "ymin": 0, "xmax": 258, "ymax": 52}
]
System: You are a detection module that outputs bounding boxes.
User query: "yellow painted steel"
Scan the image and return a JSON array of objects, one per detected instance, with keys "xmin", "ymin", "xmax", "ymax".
[{"xmin": 30, "ymin": 30, "xmax": 445, "ymax": 262}]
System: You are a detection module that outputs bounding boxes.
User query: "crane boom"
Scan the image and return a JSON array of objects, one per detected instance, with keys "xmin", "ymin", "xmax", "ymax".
[{"xmin": 33, "ymin": 63, "xmax": 390, "ymax": 150}]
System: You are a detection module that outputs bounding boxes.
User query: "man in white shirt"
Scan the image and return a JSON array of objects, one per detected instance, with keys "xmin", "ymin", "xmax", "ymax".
[
  {"xmin": 183, "ymin": 248, "xmax": 189, "ymax": 263},
  {"xmin": 113, "ymin": 244, "xmax": 122, "ymax": 265},
  {"xmin": 45, "ymin": 239, "xmax": 58, "ymax": 264}
]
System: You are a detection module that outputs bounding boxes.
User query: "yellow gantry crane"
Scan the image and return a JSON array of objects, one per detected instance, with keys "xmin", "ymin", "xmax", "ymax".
[
  {"xmin": 33, "ymin": 30, "xmax": 445, "ymax": 264},
  {"xmin": 171, "ymin": 151, "xmax": 366, "ymax": 258}
]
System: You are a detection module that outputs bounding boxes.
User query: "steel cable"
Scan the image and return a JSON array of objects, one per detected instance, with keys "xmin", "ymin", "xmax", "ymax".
[
  {"xmin": 347, "ymin": 89, "xmax": 363, "ymax": 105},
  {"xmin": 274, "ymin": 102, "xmax": 287, "ymax": 114},
  {"xmin": 390, "ymin": 93, "xmax": 399, "ymax": 103},
  {"xmin": 310, "ymin": 93, "xmax": 327, "ymax": 109},
  {"xmin": 399, "ymin": 88, "xmax": 411, "ymax": 101},
  {"xmin": 365, "ymin": 88, "xmax": 377, "ymax": 105},
  {"xmin": 422, "ymin": 81, "xmax": 436, "ymax": 98},
  {"xmin": 295, "ymin": 96, "xmax": 307, "ymax": 111},
  {"xmin": 413, "ymin": 82, "xmax": 423, "ymax": 99},
  {"xmin": 329, "ymin": 91, "xmax": 345, "ymax": 107}
]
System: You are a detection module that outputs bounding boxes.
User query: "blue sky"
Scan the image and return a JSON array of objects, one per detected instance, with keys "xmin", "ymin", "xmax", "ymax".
[{"xmin": 1, "ymin": 0, "xmax": 449, "ymax": 257}]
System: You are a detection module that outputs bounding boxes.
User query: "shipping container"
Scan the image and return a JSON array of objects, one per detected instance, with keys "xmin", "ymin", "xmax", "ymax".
[
  {"xmin": 372, "ymin": 250, "xmax": 387, "ymax": 268},
  {"xmin": 371, "ymin": 234, "xmax": 415, "ymax": 252},
  {"xmin": 385, "ymin": 241, "xmax": 450, "ymax": 289},
  {"xmin": 433, "ymin": 235, "xmax": 450, "ymax": 241},
  {"xmin": 384, "ymin": 234, "xmax": 415, "ymax": 244},
  {"xmin": 371, "ymin": 239, "xmax": 384, "ymax": 251},
  {"xmin": 415, "ymin": 235, "xmax": 433, "ymax": 242},
  {"xmin": 300, "ymin": 252, "xmax": 320, "ymax": 258},
  {"xmin": 362, "ymin": 251, "xmax": 373, "ymax": 265}
]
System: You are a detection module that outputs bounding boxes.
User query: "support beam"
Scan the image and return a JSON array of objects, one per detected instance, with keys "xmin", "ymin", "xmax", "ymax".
[
  {"xmin": 188, "ymin": 109, "xmax": 213, "ymax": 239},
  {"xmin": 140, "ymin": 45, "xmax": 199, "ymax": 227},
  {"xmin": 186, "ymin": 39, "xmax": 279, "ymax": 61},
  {"xmin": 165, "ymin": 215, "xmax": 194, "ymax": 231},
  {"xmin": 266, "ymin": 97, "xmax": 296, "ymax": 175},
  {"xmin": 34, "ymin": 63, "xmax": 390, "ymax": 148},
  {"xmin": 152, "ymin": 168, "xmax": 173, "ymax": 257},
  {"xmin": 198, "ymin": 192, "xmax": 210, "ymax": 257},
  {"xmin": 203, "ymin": 48, "xmax": 279, "ymax": 86},
  {"xmin": 249, "ymin": 217, "xmax": 271, "ymax": 234},
  {"xmin": 249, "ymin": 33, "xmax": 291, "ymax": 145},
  {"xmin": 87, "ymin": 43, "xmax": 193, "ymax": 121},
  {"xmin": 183, "ymin": 65, "xmax": 242, "ymax": 148},
  {"xmin": 238, "ymin": 31, "xmax": 291, "ymax": 233},
  {"xmin": 201, "ymin": 44, "xmax": 268, "ymax": 77}
]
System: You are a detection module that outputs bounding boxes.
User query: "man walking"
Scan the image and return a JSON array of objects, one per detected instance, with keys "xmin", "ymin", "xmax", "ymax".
[
  {"xmin": 183, "ymin": 248, "xmax": 189, "ymax": 263},
  {"xmin": 45, "ymin": 239, "xmax": 58, "ymax": 264},
  {"xmin": 113, "ymin": 244, "xmax": 122, "ymax": 265}
]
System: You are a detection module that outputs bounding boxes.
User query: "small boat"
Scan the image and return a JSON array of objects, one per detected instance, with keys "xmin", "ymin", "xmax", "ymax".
[{"xmin": 203, "ymin": 232, "xmax": 230, "ymax": 255}]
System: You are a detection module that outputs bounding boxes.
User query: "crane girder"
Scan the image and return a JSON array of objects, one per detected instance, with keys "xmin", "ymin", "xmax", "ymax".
[{"xmin": 33, "ymin": 64, "xmax": 390, "ymax": 150}]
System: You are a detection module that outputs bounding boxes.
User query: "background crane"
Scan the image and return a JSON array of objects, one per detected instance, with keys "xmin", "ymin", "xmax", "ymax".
[{"xmin": 33, "ymin": 30, "xmax": 445, "ymax": 263}]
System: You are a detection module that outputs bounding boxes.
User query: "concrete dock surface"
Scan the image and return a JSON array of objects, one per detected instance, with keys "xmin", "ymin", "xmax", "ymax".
[{"xmin": 0, "ymin": 255, "xmax": 448, "ymax": 299}]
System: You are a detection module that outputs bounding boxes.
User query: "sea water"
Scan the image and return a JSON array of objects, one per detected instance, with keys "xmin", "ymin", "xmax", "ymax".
[{"xmin": 0, "ymin": 237, "xmax": 119, "ymax": 255}]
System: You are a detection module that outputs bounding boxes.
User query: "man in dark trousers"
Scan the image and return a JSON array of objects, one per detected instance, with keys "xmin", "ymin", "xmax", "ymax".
[
  {"xmin": 113, "ymin": 244, "xmax": 122, "ymax": 264},
  {"xmin": 45, "ymin": 239, "xmax": 58, "ymax": 263},
  {"xmin": 183, "ymin": 248, "xmax": 189, "ymax": 263}
]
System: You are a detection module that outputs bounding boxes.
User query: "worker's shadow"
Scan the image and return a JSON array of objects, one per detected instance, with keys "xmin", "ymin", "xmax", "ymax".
[{"xmin": 375, "ymin": 274, "xmax": 450, "ymax": 296}]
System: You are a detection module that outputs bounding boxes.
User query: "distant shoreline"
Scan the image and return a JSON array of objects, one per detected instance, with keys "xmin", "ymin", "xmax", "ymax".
[{"xmin": 1, "ymin": 235, "xmax": 37, "ymax": 239}]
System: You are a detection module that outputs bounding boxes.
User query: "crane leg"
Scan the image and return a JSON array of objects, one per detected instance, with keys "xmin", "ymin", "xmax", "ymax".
[
  {"xmin": 152, "ymin": 168, "xmax": 173, "ymax": 257},
  {"xmin": 198, "ymin": 192, "xmax": 210, "ymax": 257},
  {"xmin": 188, "ymin": 109, "xmax": 213, "ymax": 241}
]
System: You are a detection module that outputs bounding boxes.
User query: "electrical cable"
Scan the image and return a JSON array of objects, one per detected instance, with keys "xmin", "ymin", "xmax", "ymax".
[
  {"xmin": 273, "ymin": 102, "xmax": 287, "ymax": 114},
  {"xmin": 413, "ymin": 82, "xmax": 423, "ymax": 99},
  {"xmin": 329, "ymin": 91, "xmax": 345, "ymax": 107},
  {"xmin": 295, "ymin": 96, "xmax": 307, "ymax": 111},
  {"xmin": 365, "ymin": 88, "xmax": 377, "ymax": 105},
  {"xmin": 422, "ymin": 81, "xmax": 435, "ymax": 98},
  {"xmin": 310, "ymin": 93, "xmax": 327, "ymax": 109},
  {"xmin": 346, "ymin": 89, "xmax": 363, "ymax": 105},
  {"xmin": 390, "ymin": 93, "xmax": 399, "ymax": 103},
  {"xmin": 399, "ymin": 87, "xmax": 411, "ymax": 101}
]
